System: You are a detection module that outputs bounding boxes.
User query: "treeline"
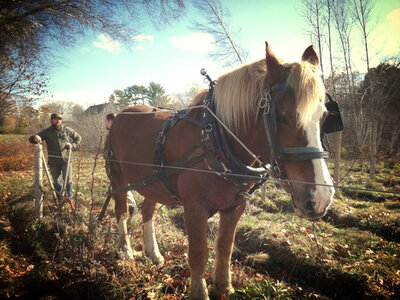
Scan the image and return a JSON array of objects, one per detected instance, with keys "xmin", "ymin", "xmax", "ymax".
[
  {"xmin": 325, "ymin": 63, "xmax": 400, "ymax": 158},
  {"xmin": 0, "ymin": 80, "xmax": 198, "ymax": 135},
  {"xmin": 301, "ymin": 0, "xmax": 400, "ymax": 171}
]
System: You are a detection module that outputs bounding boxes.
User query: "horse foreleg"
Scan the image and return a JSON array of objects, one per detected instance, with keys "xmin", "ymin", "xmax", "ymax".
[
  {"xmin": 214, "ymin": 200, "xmax": 246, "ymax": 296},
  {"xmin": 115, "ymin": 192, "xmax": 138, "ymax": 259},
  {"xmin": 184, "ymin": 201, "xmax": 210, "ymax": 300},
  {"xmin": 142, "ymin": 199, "xmax": 164, "ymax": 265}
]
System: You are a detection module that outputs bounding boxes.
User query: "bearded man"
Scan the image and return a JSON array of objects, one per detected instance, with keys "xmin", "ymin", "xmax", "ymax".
[{"xmin": 29, "ymin": 113, "xmax": 82, "ymax": 209}]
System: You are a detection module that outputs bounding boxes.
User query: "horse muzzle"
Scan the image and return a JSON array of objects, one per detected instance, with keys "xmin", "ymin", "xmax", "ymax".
[{"xmin": 292, "ymin": 186, "xmax": 334, "ymax": 219}]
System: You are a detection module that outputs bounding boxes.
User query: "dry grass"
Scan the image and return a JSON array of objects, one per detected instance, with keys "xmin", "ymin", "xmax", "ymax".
[
  {"xmin": 0, "ymin": 134, "xmax": 399, "ymax": 299},
  {"xmin": 0, "ymin": 134, "xmax": 33, "ymax": 171}
]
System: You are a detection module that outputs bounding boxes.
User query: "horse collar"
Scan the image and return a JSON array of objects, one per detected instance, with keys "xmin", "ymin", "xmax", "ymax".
[{"xmin": 200, "ymin": 86, "xmax": 268, "ymax": 193}]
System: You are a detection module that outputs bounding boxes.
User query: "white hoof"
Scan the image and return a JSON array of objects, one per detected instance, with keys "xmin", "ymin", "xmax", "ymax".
[
  {"xmin": 149, "ymin": 253, "xmax": 165, "ymax": 265},
  {"xmin": 191, "ymin": 278, "xmax": 209, "ymax": 300}
]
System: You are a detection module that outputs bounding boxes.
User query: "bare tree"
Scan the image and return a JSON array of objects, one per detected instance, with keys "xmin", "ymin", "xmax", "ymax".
[
  {"xmin": 324, "ymin": 0, "xmax": 335, "ymax": 78},
  {"xmin": 0, "ymin": 0, "xmax": 185, "ymax": 121},
  {"xmin": 191, "ymin": 0, "xmax": 248, "ymax": 67},
  {"xmin": 170, "ymin": 83, "xmax": 203, "ymax": 109},
  {"xmin": 331, "ymin": 0, "xmax": 355, "ymax": 91},
  {"xmin": 352, "ymin": 0, "xmax": 375, "ymax": 73},
  {"xmin": 351, "ymin": 0, "xmax": 377, "ymax": 178},
  {"xmin": 302, "ymin": 0, "xmax": 326, "ymax": 81},
  {"xmin": 330, "ymin": 0, "xmax": 371, "ymax": 157}
]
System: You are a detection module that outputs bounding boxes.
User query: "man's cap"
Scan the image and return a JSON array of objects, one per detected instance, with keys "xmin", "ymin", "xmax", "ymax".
[{"xmin": 50, "ymin": 113, "xmax": 62, "ymax": 119}]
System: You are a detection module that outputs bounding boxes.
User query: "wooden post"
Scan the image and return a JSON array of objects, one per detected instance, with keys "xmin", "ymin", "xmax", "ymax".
[
  {"xmin": 41, "ymin": 150, "xmax": 60, "ymax": 207},
  {"xmin": 34, "ymin": 144, "xmax": 43, "ymax": 219},
  {"xmin": 369, "ymin": 120, "xmax": 377, "ymax": 180},
  {"xmin": 334, "ymin": 131, "xmax": 342, "ymax": 183},
  {"xmin": 261, "ymin": 183, "xmax": 266, "ymax": 202}
]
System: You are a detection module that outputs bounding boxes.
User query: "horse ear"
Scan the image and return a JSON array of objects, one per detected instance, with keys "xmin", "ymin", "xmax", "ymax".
[
  {"xmin": 265, "ymin": 41, "xmax": 283, "ymax": 83},
  {"xmin": 301, "ymin": 45, "xmax": 319, "ymax": 66}
]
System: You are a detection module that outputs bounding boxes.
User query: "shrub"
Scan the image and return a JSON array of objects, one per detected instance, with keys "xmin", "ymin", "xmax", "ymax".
[{"xmin": 0, "ymin": 135, "xmax": 33, "ymax": 171}]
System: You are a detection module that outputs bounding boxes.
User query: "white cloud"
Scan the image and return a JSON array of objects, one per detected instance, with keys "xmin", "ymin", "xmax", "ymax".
[
  {"xmin": 171, "ymin": 32, "xmax": 215, "ymax": 54},
  {"xmin": 133, "ymin": 34, "xmax": 154, "ymax": 51},
  {"xmin": 133, "ymin": 34, "xmax": 154, "ymax": 42},
  {"xmin": 387, "ymin": 8, "xmax": 400, "ymax": 27},
  {"xmin": 93, "ymin": 34, "xmax": 120, "ymax": 54},
  {"xmin": 371, "ymin": 8, "xmax": 400, "ymax": 62}
]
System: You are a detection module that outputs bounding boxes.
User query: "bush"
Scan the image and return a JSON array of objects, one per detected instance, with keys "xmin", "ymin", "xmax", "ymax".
[{"xmin": 0, "ymin": 135, "xmax": 33, "ymax": 171}]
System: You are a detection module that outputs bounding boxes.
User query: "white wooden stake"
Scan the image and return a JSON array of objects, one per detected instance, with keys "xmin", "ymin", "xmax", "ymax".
[
  {"xmin": 34, "ymin": 144, "xmax": 43, "ymax": 219},
  {"xmin": 334, "ymin": 131, "xmax": 342, "ymax": 183}
]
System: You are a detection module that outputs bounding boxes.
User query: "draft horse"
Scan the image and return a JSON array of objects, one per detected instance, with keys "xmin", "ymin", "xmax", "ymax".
[{"xmin": 106, "ymin": 42, "xmax": 335, "ymax": 299}]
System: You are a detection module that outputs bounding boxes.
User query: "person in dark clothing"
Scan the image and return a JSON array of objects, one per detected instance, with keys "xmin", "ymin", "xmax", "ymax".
[{"xmin": 29, "ymin": 113, "xmax": 81, "ymax": 208}]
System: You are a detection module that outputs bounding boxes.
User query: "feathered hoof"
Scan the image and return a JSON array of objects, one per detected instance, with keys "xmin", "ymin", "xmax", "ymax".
[
  {"xmin": 190, "ymin": 279, "xmax": 209, "ymax": 300},
  {"xmin": 120, "ymin": 244, "xmax": 141, "ymax": 260}
]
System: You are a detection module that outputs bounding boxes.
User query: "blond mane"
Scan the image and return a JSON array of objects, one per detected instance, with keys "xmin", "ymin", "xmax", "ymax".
[{"xmin": 192, "ymin": 58, "xmax": 325, "ymax": 130}]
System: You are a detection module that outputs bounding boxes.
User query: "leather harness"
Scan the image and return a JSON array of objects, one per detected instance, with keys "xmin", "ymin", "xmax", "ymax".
[{"xmin": 104, "ymin": 74, "xmax": 342, "ymax": 208}]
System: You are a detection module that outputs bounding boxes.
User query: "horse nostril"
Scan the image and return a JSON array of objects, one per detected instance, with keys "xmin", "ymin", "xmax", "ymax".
[
  {"xmin": 306, "ymin": 191, "xmax": 316, "ymax": 211},
  {"xmin": 306, "ymin": 200, "xmax": 315, "ymax": 211}
]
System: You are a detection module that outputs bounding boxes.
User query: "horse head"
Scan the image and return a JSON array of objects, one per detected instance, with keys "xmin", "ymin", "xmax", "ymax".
[{"xmin": 264, "ymin": 42, "xmax": 334, "ymax": 219}]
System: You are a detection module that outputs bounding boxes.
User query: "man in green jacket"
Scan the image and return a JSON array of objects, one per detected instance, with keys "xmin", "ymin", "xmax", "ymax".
[{"xmin": 29, "ymin": 113, "xmax": 82, "ymax": 208}]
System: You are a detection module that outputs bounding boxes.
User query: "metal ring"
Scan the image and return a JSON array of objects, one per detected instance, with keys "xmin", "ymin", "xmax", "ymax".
[
  {"xmin": 273, "ymin": 165, "xmax": 281, "ymax": 177},
  {"xmin": 205, "ymin": 124, "xmax": 213, "ymax": 132},
  {"xmin": 259, "ymin": 97, "xmax": 267, "ymax": 109}
]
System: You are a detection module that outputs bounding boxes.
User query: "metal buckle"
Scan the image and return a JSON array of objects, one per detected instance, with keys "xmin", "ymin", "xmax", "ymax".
[
  {"xmin": 259, "ymin": 87, "xmax": 272, "ymax": 110},
  {"xmin": 205, "ymin": 123, "xmax": 213, "ymax": 132},
  {"xmin": 264, "ymin": 87, "xmax": 272, "ymax": 102},
  {"xmin": 259, "ymin": 97, "xmax": 267, "ymax": 109}
]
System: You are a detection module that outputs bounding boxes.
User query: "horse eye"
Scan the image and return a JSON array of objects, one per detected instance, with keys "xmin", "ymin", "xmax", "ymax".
[{"xmin": 276, "ymin": 113, "xmax": 288, "ymax": 124}]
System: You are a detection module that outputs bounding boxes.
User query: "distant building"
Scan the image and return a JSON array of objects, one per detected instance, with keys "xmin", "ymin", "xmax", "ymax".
[{"xmin": 84, "ymin": 103, "xmax": 108, "ymax": 115}]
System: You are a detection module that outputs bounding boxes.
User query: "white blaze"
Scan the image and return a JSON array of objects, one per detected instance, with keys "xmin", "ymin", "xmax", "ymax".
[{"xmin": 303, "ymin": 102, "xmax": 335, "ymax": 214}]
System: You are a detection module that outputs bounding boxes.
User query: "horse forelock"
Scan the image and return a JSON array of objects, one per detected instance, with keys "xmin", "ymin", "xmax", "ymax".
[{"xmin": 286, "ymin": 61, "xmax": 326, "ymax": 129}]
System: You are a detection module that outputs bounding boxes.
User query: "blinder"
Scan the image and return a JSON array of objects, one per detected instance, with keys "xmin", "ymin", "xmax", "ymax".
[{"xmin": 321, "ymin": 93, "xmax": 343, "ymax": 134}]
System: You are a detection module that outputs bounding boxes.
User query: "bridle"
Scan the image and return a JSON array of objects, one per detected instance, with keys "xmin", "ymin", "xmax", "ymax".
[
  {"xmin": 200, "ymin": 72, "xmax": 329, "ymax": 192},
  {"xmin": 259, "ymin": 82, "xmax": 329, "ymax": 182}
]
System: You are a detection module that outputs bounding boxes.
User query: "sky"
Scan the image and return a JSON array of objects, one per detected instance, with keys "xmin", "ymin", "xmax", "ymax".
[{"xmin": 43, "ymin": 0, "xmax": 400, "ymax": 108}]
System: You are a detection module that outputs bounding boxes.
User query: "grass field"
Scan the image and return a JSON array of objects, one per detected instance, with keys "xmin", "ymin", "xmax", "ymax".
[{"xmin": 0, "ymin": 134, "xmax": 399, "ymax": 299}]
